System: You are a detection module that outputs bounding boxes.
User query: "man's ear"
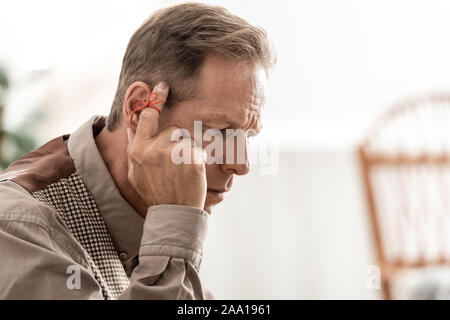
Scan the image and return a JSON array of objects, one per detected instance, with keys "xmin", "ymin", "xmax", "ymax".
[{"xmin": 122, "ymin": 81, "xmax": 152, "ymax": 131}]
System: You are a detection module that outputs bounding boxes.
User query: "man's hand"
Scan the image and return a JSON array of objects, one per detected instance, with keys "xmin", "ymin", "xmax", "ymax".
[{"xmin": 126, "ymin": 82, "xmax": 207, "ymax": 210}]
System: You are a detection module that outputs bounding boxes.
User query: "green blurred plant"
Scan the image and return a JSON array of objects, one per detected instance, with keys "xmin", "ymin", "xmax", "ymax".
[{"xmin": 0, "ymin": 67, "xmax": 38, "ymax": 170}]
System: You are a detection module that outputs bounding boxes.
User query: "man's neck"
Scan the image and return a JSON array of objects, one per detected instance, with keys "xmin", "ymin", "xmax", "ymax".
[{"xmin": 94, "ymin": 124, "xmax": 149, "ymax": 219}]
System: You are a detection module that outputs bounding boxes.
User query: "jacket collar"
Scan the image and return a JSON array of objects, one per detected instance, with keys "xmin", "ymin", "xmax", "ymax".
[{"xmin": 67, "ymin": 115, "xmax": 143, "ymax": 263}]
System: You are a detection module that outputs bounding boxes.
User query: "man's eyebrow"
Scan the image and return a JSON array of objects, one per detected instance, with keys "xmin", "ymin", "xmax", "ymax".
[
  {"xmin": 202, "ymin": 110, "xmax": 262, "ymax": 133},
  {"xmin": 225, "ymin": 116, "xmax": 263, "ymax": 135},
  {"xmin": 249, "ymin": 116, "xmax": 263, "ymax": 135},
  {"xmin": 204, "ymin": 118, "xmax": 245, "ymax": 130},
  {"xmin": 202, "ymin": 113, "xmax": 238, "ymax": 127}
]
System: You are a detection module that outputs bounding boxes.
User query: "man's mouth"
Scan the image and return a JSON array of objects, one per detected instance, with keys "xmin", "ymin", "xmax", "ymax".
[{"xmin": 207, "ymin": 188, "xmax": 228, "ymax": 203}]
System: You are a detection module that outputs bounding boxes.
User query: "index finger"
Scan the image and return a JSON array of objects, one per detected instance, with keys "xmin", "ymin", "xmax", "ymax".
[{"xmin": 134, "ymin": 81, "xmax": 169, "ymax": 141}]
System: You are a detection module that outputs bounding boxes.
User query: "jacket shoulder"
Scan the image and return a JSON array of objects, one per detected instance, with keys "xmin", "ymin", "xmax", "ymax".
[
  {"xmin": 0, "ymin": 179, "xmax": 63, "ymax": 229},
  {"xmin": 0, "ymin": 179, "xmax": 91, "ymax": 268}
]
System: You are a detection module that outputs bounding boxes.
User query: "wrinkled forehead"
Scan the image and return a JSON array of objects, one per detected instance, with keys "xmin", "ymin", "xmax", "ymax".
[{"xmin": 195, "ymin": 55, "xmax": 267, "ymax": 129}]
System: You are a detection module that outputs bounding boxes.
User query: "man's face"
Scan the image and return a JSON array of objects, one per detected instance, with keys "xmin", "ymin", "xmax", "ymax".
[{"xmin": 157, "ymin": 55, "xmax": 267, "ymax": 213}]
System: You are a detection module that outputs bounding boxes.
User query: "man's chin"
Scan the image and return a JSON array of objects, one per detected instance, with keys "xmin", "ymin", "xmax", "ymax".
[
  {"xmin": 204, "ymin": 200, "xmax": 221, "ymax": 214},
  {"xmin": 204, "ymin": 190, "xmax": 226, "ymax": 214},
  {"xmin": 204, "ymin": 203, "xmax": 214, "ymax": 214}
]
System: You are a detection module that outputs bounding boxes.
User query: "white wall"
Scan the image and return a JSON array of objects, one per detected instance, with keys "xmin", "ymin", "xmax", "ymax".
[{"xmin": 202, "ymin": 149, "xmax": 379, "ymax": 299}]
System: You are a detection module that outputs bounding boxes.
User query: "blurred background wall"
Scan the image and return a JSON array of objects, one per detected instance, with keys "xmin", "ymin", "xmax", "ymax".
[{"xmin": 3, "ymin": 0, "xmax": 450, "ymax": 299}]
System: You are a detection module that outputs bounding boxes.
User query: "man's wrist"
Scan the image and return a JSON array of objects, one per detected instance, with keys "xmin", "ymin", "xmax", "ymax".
[{"xmin": 140, "ymin": 204, "xmax": 209, "ymax": 269}]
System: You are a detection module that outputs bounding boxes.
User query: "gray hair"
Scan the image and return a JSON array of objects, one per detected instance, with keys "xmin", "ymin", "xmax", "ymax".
[{"xmin": 107, "ymin": 2, "xmax": 277, "ymax": 131}]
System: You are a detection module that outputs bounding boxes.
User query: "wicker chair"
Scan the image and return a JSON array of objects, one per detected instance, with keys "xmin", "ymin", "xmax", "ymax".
[{"xmin": 359, "ymin": 93, "xmax": 450, "ymax": 299}]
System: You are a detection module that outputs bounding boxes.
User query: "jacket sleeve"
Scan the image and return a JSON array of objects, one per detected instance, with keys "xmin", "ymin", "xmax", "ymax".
[
  {"xmin": 119, "ymin": 204, "xmax": 211, "ymax": 300},
  {"xmin": 0, "ymin": 214, "xmax": 104, "ymax": 299}
]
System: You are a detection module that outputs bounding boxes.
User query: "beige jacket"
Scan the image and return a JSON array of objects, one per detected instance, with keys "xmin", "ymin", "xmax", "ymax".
[{"xmin": 0, "ymin": 115, "xmax": 211, "ymax": 299}]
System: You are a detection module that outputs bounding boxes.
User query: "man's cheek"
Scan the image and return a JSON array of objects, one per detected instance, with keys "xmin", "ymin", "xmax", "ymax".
[
  {"xmin": 203, "ymin": 134, "xmax": 225, "ymax": 164},
  {"xmin": 204, "ymin": 164, "xmax": 216, "ymax": 185}
]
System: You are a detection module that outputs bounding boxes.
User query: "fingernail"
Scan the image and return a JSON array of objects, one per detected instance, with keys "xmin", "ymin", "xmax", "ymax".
[
  {"xmin": 155, "ymin": 81, "xmax": 168, "ymax": 91},
  {"xmin": 126, "ymin": 128, "xmax": 132, "ymax": 143}
]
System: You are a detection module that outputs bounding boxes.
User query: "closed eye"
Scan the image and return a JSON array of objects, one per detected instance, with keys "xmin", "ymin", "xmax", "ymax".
[
  {"xmin": 203, "ymin": 125, "xmax": 258, "ymax": 139},
  {"xmin": 247, "ymin": 130, "xmax": 258, "ymax": 139}
]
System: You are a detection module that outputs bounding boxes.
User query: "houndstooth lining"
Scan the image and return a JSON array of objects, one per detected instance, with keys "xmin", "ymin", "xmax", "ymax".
[{"xmin": 33, "ymin": 172, "xmax": 130, "ymax": 299}]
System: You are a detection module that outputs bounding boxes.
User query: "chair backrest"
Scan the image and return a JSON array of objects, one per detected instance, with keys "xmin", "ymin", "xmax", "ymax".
[{"xmin": 359, "ymin": 93, "xmax": 450, "ymax": 298}]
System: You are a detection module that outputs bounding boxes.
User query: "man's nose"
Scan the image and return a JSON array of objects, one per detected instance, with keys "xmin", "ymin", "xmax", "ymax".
[
  {"xmin": 220, "ymin": 134, "xmax": 250, "ymax": 176},
  {"xmin": 221, "ymin": 159, "xmax": 250, "ymax": 176}
]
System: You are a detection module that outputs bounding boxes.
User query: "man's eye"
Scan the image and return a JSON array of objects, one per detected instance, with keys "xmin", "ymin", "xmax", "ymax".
[
  {"xmin": 247, "ymin": 130, "xmax": 258, "ymax": 139},
  {"xmin": 203, "ymin": 126, "xmax": 223, "ymax": 134},
  {"xmin": 203, "ymin": 126, "xmax": 257, "ymax": 139},
  {"xmin": 212, "ymin": 127, "xmax": 232, "ymax": 135}
]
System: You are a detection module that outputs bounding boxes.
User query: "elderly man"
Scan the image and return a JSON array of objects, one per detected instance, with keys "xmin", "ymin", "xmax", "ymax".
[{"xmin": 0, "ymin": 2, "xmax": 275, "ymax": 299}]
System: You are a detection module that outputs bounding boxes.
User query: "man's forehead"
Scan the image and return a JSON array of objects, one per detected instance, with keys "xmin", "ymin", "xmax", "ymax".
[
  {"xmin": 197, "ymin": 56, "xmax": 267, "ymax": 97},
  {"xmin": 194, "ymin": 55, "xmax": 267, "ymax": 128}
]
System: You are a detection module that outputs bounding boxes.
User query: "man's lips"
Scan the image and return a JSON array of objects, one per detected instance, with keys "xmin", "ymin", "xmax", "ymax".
[
  {"xmin": 207, "ymin": 188, "xmax": 229, "ymax": 203},
  {"xmin": 208, "ymin": 187, "xmax": 229, "ymax": 193}
]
